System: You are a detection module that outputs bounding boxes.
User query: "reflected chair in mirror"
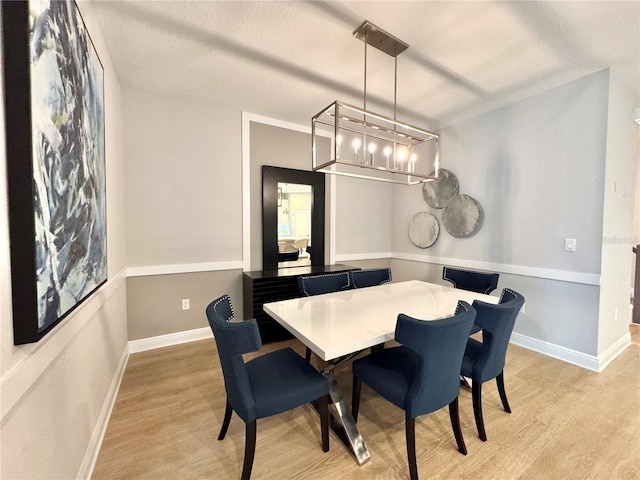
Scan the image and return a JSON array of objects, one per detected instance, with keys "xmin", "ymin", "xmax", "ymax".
[
  {"xmin": 460, "ymin": 288, "xmax": 525, "ymax": 442},
  {"xmin": 351, "ymin": 301, "xmax": 477, "ymax": 480},
  {"xmin": 351, "ymin": 267, "xmax": 392, "ymax": 288},
  {"xmin": 297, "ymin": 271, "xmax": 353, "ymax": 360},
  {"xmin": 205, "ymin": 295, "xmax": 330, "ymax": 480},
  {"xmin": 442, "ymin": 266, "xmax": 499, "ymax": 295},
  {"xmin": 293, "ymin": 238, "xmax": 309, "ymax": 256}
]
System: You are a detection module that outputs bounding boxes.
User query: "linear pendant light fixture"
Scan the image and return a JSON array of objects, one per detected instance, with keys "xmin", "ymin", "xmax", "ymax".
[{"xmin": 312, "ymin": 21, "xmax": 440, "ymax": 185}]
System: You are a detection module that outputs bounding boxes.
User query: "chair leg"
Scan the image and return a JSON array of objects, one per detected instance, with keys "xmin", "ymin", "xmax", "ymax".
[
  {"xmin": 448, "ymin": 397, "xmax": 467, "ymax": 455},
  {"xmin": 318, "ymin": 394, "xmax": 330, "ymax": 452},
  {"xmin": 496, "ymin": 371, "xmax": 511, "ymax": 413},
  {"xmin": 218, "ymin": 399, "xmax": 233, "ymax": 440},
  {"xmin": 241, "ymin": 420, "xmax": 257, "ymax": 480},
  {"xmin": 305, "ymin": 347, "xmax": 312, "ymax": 362},
  {"xmin": 472, "ymin": 381, "xmax": 487, "ymax": 442},
  {"xmin": 405, "ymin": 413, "xmax": 418, "ymax": 480},
  {"xmin": 351, "ymin": 375, "xmax": 362, "ymax": 422}
]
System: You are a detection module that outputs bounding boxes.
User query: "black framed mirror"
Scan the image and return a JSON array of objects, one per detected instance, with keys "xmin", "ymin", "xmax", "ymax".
[{"xmin": 262, "ymin": 166, "xmax": 325, "ymax": 271}]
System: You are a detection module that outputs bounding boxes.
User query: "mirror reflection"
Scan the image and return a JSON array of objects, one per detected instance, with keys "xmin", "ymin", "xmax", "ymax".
[{"xmin": 277, "ymin": 182, "xmax": 312, "ymax": 267}]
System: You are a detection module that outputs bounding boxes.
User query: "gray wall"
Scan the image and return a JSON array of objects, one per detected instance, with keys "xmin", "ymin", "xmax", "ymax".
[
  {"xmin": 388, "ymin": 69, "xmax": 637, "ymax": 358},
  {"xmin": 127, "ymin": 270, "xmax": 243, "ymax": 340},
  {"xmin": 392, "ymin": 70, "xmax": 609, "ymax": 274},
  {"xmin": 123, "ymin": 68, "xmax": 635, "ymax": 360},
  {"xmin": 334, "ymin": 174, "xmax": 393, "ymax": 258},
  {"xmin": 121, "ymin": 87, "xmax": 244, "ymax": 339},
  {"xmin": 123, "ymin": 88, "xmax": 243, "ymax": 268},
  {"xmin": 248, "ymin": 122, "xmax": 327, "ymax": 271}
]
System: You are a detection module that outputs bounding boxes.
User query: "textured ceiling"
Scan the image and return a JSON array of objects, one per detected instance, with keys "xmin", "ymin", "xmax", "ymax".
[{"xmin": 92, "ymin": 0, "xmax": 640, "ymax": 129}]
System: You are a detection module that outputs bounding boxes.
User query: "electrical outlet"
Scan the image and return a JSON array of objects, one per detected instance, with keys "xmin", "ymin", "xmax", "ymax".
[
  {"xmin": 182, "ymin": 299, "xmax": 190, "ymax": 310},
  {"xmin": 564, "ymin": 238, "xmax": 576, "ymax": 252}
]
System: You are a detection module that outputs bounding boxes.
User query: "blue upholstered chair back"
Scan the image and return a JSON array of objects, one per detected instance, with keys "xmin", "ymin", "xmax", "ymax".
[
  {"xmin": 443, "ymin": 266, "xmax": 499, "ymax": 295},
  {"xmin": 206, "ymin": 295, "xmax": 262, "ymax": 423},
  {"xmin": 395, "ymin": 301, "xmax": 476, "ymax": 417},
  {"xmin": 469, "ymin": 289, "xmax": 525, "ymax": 383},
  {"xmin": 351, "ymin": 268, "xmax": 392, "ymax": 288},
  {"xmin": 298, "ymin": 271, "xmax": 352, "ymax": 296}
]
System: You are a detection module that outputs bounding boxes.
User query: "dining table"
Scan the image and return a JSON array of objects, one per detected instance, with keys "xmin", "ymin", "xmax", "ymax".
[{"xmin": 263, "ymin": 279, "xmax": 498, "ymax": 465}]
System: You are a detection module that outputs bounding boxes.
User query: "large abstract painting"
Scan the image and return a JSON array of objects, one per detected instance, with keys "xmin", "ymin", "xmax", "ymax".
[{"xmin": 3, "ymin": 0, "xmax": 106, "ymax": 344}]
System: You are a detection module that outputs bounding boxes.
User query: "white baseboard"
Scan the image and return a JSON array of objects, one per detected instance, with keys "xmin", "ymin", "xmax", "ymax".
[
  {"xmin": 510, "ymin": 331, "xmax": 631, "ymax": 372},
  {"xmin": 128, "ymin": 327, "xmax": 213, "ymax": 354},
  {"xmin": 596, "ymin": 332, "xmax": 632, "ymax": 372},
  {"xmin": 77, "ymin": 345, "xmax": 129, "ymax": 480}
]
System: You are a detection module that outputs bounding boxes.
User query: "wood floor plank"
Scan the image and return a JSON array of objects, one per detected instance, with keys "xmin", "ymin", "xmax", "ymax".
[{"xmin": 93, "ymin": 336, "xmax": 640, "ymax": 479}]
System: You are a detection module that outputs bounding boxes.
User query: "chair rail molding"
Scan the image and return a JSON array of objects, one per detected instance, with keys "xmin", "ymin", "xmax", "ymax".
[
  {"xmin": 0, "ymin": 269, "xmax": 127, "ymax": 423},
  {"xmin": 392, "ymin": 252, "xmax": 600, "ymax": 285},
  {"xmin": 126, "ymin": 261, "xmax": 243, "ymax": 277}
]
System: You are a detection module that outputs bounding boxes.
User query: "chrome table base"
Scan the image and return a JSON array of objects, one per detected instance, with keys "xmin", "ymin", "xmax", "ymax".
[{"xmin": 324, "ymin": 371, "xmax": 371, "ymax": 465}]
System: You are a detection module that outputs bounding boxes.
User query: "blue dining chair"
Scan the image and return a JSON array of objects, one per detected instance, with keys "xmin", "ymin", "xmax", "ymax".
[
  {"xmin": 351, "ymin": 267, "xmax": 392, "ymax": 288},
  {"xmin": 442, "ymin": 266, "xmax": 499, "ymax": 295},
  {"xmin": 206, "ymin": 295, "xmax": 330, "ymax": 480},
  {"xmin": 297, "ymin": 271, "xmax": 353, "ymax": 360},
  {"xmin": 351, "ymin": 301, "xmax": 477, "ymax": 480},
  {"xmin": 460, "ymin": 288, "xmax": 525, "ymax": 441},
  {"xmin": 297, "ymin": 271, "xmax": 352, "ymax": 296}
]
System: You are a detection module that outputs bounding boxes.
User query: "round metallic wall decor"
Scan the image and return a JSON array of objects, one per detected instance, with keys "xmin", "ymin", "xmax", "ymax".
[
  {"xmin": 422, "ymin": 169, "xmax": 459, "ymax": 208},
  {"xmin": 409, "ymin": 212, "xmax": 440, "ymax": 248},
  {"xmin": 441, "ymin": 194, "xmax": 483, "ymax": 237}
]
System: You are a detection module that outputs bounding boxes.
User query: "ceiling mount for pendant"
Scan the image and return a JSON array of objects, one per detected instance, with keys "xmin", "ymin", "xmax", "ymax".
[
  {"xmin": 352, "ymin": 20, "xmax": 409, "ymax": 57},
  {"xmin": 312, "ymin": 20, "xmax": 439, "ymax": 185}
]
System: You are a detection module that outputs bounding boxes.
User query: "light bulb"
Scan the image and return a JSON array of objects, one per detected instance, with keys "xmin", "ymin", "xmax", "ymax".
[
  {"xmin": 368, "ymin": 143, "xmax": 376, "ymax": 165},
  {"xmin": 352, "ymin": 138, "xmax": 361, "ymax": 163},
  {"xmin": 384, "ymin": 146, "xmax": 392, "ymax": 169}
]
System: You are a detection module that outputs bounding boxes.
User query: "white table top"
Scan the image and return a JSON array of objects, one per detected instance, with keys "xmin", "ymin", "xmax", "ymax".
[{"xmin": 263, "ymin": 280, "xmax": 498, "ymax": 361}]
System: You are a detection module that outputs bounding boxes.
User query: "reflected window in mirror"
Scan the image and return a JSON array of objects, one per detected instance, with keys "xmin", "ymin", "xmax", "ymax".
[{"xmin": 277, "ymin": 183, "xmax": 312, "ymax": 268}]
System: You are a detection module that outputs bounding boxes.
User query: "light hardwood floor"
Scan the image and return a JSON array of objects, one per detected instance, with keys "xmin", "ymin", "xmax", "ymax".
[{"xmin": 93, "ymin": 330, "xmax": 640, "ymax": 479}]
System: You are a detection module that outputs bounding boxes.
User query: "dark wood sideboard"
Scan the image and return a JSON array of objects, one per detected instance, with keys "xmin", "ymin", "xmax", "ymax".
[{"xmin": 243, "ymin": 264, "xmax": 359, "ymax": 343}]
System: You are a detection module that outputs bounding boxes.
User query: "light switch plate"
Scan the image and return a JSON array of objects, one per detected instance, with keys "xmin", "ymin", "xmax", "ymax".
[{"xmin": 565, "ymin": 238, "xmax": 576, "ymax": 251}]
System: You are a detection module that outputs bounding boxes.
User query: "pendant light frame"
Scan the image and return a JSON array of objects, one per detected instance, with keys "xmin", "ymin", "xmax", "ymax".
[{"xmin": 312, "ymin": 21, "xmax": 440, "ymax": 185}]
